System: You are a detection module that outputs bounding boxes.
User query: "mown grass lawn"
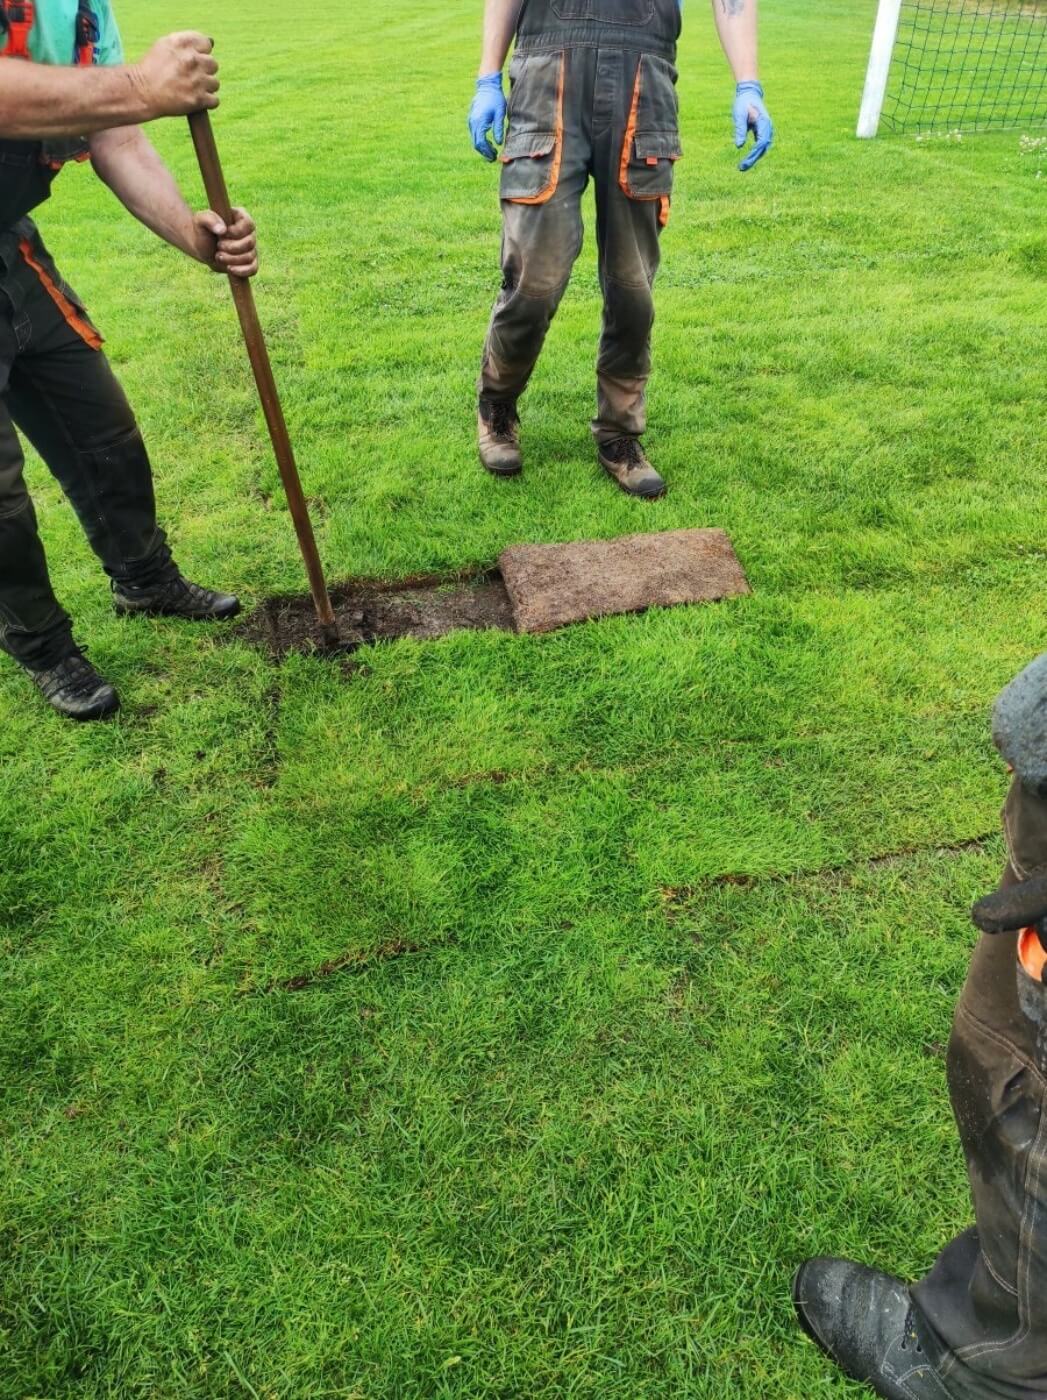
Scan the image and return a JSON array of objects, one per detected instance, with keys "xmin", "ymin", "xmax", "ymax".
[{"xmin": 1, "ymin": 0, "xmax": 1045, "ymax": 1394}]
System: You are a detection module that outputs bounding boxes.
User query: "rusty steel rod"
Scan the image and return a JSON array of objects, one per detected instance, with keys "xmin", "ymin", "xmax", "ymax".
[{"xmin": 188, "ymin": 109, "xmax": 339, "ymax": 647}]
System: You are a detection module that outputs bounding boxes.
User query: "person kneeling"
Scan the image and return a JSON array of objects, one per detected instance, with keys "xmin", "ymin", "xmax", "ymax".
[{"xmin": 795, "ymin": 651, "xmax": 1047, "ymax": 1400}]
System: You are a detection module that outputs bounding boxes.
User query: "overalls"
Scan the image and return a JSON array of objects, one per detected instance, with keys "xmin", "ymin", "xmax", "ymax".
[
  {"xmin": 909, "ymin": 777, "xmax": 1047, "ymax": 1397},
  {"xmin": 479, "ymin": 0, "xmax": 683, "ymax": 444},
  {"xmin": 0, "ymin": 23, "xmax": 169, "ymax": 670}
]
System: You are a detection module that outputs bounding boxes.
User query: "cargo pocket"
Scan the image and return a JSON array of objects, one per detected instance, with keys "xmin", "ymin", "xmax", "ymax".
[
  {"xmin": 949, "ymin": 1009, "xmax": 1044, "ymax": 1311},
  {"xmin": 500, "ymin": 51, "xmax": 566, "ymax": 206},
  {"xmin": 619, "ymin": 55, "xmax": 682, "ymax": 227}
]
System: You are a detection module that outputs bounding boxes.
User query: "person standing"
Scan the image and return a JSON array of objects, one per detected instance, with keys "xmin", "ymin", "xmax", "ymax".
[
  {"xmin": 0, "ymin": 5, "xmax": 258, "ymax": 720},
  {"xmin": 468, "ymin": 0, "xmax": 773, "ymax": 498}
]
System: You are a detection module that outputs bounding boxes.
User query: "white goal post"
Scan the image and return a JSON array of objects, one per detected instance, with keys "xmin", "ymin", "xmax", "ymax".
[
  {"xmin": 858, "ymin": 0, "xmax": 904, "ymax": 137},
  {"xmin": 857, "ymin": 0, "xmax": 1047, "ymax": 139}
]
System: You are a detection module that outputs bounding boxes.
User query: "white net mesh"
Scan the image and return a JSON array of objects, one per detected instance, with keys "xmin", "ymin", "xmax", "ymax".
[{"xmin": 882, "ymin": 0, "xmax": 1047, "ymax": 133}]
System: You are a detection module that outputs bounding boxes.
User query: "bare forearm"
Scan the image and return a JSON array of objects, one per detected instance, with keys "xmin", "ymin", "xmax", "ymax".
[
  {"xmin": 0, "ymin": 64, "xmax": 149, "ymax": 138},
  {"xmin": 480, "ymin": 0, "xmax": 525, "ymax": 74},
  {"xmin": 711, "ymin": 0, "xmax": 760, "ymax": 82},
  {"xmin": 89, "ymin": 126, "xmax": 199, "ymax": 260}
]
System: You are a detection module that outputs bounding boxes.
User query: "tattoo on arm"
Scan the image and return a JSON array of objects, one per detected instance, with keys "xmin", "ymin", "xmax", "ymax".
[{"xmin": 719, "ymin": 0, "xmax": 746, "ymax": 13}]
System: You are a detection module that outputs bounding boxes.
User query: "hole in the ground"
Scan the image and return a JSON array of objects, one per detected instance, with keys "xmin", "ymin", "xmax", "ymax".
[
  {"xmin": 235, "ymin": 569, "xmax": 515, "ymax": 659},
  {"xmin": 234, "ymin": 529, "xmax": 752, "ymax": 659}
]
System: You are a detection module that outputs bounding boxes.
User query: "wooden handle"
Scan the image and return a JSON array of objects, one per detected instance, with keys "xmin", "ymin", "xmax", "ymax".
[{"xmin": 188, "ymin": 111, "xmax": 338, "ymax": 644}]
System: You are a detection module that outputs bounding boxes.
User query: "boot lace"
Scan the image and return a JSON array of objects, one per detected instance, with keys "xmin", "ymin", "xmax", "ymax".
[
  {"xmin": 487, "ymin": 402, "xmax": 517, "ymax": 441},
  {"xmin": 609, "ymin": 437, "xmax": 645, "ymax": 469},
  {"xmin": 899, "ymin": 1306, "xmax": 925, "ymax": 1356},
  {"xmin": 36, "ymin": 649, "xmax": 105, "ymax": 701},
  {"xmin": 122, "ymin": 574, "xmax": 214, "ymax": 610},
  {"xmin": 152, "ymin": 576, "xmax": 211, "ymax": 609}
]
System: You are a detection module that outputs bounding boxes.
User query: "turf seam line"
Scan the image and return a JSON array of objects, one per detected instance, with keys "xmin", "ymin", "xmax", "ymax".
[
  {"xmin": 257, "ymin": 936, "xmax": 439, "ymax": 994},
  {"xmin": 256, "ymin": 678, "xmax": 285, "ymax": 790},
  {"xmin": 660, "ymin": 832, "xmax": 1000, "ymax": 907}
]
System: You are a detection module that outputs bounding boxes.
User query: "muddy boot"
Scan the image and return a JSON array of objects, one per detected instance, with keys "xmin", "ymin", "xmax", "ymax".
[
  {"xmin": 478, "ymin": 399, "xmax": 523, "ymax": 478},
  {"xmin": 794, "ymin": 1259, "xmax": 955, "ymax": 1400},
  {"xmin": 113, "ymin": 571, "xmax": 240, "ymax": 621},
  {"xmin": 26, "ymin": 648, "xmax": 120, "ymax": 722},
  {"xmin": 597, "ymin": 438, "xmax": 666, "ymax": 499}
]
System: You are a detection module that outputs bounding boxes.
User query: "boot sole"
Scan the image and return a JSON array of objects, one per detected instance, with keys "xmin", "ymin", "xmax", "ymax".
[
  {"xmin": 114, "ymin": 600, "xmax": 241, "ymax": 622},
  {"xmin": 44, "ymin": 690, "xmax": 121, "ymax": 722},
  {"xmin": 65, "ymin": 698, "xmax": 121, "ymax": 722}
]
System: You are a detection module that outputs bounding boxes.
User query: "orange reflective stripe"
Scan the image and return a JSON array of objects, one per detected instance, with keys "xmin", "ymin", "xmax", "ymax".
[
  {"xmin": 18, "ymin": 239, "xmax": 102, "ymax": 351},
  {"xmin": 619, "ymin": 65, "xmax": 643, "ymax": 199},
  {"xmin": 506, "ymin": 53, "xmax": 566, "ymax": 207},
  {"xmin": 620, "ymin": 63, "xmax": 677, "ymax": 222},
  {"xmin": 1019, "ymin": 927, "xmax": 1047, "ymax": 982},
  {"xmin": 1, "ymin": 0, "xmax": 35, "ymax": 59},
  {"xmin": 1, "ymin": 1, "xmax": 95, "ymax": 66}
]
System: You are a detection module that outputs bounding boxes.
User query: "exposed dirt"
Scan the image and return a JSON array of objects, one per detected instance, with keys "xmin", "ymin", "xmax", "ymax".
[
  {"xmin": 236, "ymin": 528, "xmax": 752, "ymax": 658},
  {"xmin": 235, "ymin": 571, "xmax": 515, "ymax": 659}
]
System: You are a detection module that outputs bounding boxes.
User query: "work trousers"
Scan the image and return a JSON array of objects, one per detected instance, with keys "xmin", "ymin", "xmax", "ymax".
[
  {"xmin": 912, "ymin": 777, "xmax": 1047, "ymax": 1397},
  {"xmin": 480, "ymin": 42, "xmax": 681, "ymax": 442},
  {"xmin": 0, "ymin": 222, "xmax": 169, "ymax": 671}
]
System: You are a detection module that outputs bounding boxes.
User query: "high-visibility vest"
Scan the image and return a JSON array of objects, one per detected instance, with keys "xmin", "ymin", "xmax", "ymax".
[
  {"xmin": 0, "ymin": 1, "xmax": 99, "ymax": 68},
  {"xmin": 0, "ymin": 1, "xmax": 103, "ymax": 228}
]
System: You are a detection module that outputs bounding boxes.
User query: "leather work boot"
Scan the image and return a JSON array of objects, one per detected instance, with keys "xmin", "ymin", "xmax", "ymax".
[
  {"xmin": 597, "ymin": 437, "xmax": 666, "ymax": 499},
  {"xmin": 478, "ymin": 399, "xmax": 523, "ymax": 478},
  {"xmin": 113, "ymin": 572, "xmax": 240, "ymax": 621},
  {"xmin": 27, "ymin": 649, "xmax": 120, "ymax": 722},
  {"xmin": 794, "ymin": 1259, "xmax": 954, "ymax": 1400}
]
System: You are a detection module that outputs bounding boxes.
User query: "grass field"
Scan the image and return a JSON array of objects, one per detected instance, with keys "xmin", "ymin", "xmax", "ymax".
[{"xmin": 2, "ymin": 1, "xmax": 1046, "ymax": 1394}]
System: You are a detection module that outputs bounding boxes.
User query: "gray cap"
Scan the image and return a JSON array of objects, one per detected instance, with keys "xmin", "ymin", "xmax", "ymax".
[{"xmin": 993, "ymin": 652, "xmax": 1047, "ymax": 794}]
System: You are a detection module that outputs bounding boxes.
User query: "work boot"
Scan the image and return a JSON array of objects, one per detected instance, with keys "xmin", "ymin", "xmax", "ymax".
[
  {"xmin": 478, "ymin": 399, "xmax": 523, "ymax": 478},
  {"xmin": 597, "ymin": 437, "xmax": 666, "ymax": 499},
  {"xmin": 26, "ymin": 649, "xmax": 120, "ymax": 722},
  {"xmin": 113, "ymin": 571, "xmax": 240, "ymax": 621},
  {"xmin": 793, "ymin": 1259, "xmax": 953, "ymax": 1400}
]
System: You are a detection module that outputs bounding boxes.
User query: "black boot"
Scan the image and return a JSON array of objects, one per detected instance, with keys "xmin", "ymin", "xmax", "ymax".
[
  {"xmin": 794, "ymin": 1258, "xmax": 955, "ymax": 1400},
  {"xmin": 26, "ymin": 649, "xmax": 120, "ymax": 722},
  {"xmin": 113, "ymin": 572, "xmax": 240, "ymax": 622}
]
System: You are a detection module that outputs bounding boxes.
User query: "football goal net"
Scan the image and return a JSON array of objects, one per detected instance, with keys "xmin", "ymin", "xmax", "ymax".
[{"xmin": 858, "ymin": 0, "xmax": 1047, "ymax": 137}]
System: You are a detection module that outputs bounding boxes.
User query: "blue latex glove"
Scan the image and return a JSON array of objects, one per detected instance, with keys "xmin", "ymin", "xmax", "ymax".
[
  {"xmin": 732, "ymin": 80, "xmax": 773, "ymax": 172},
  {"xmin": 469, "ymin": 72, "xmax": 508, "ymax": 162}
]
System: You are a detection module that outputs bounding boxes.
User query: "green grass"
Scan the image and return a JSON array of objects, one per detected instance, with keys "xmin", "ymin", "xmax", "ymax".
[{"xmin": 2, "ymin": 0, "xmax": 1046, "ymax": 1394}]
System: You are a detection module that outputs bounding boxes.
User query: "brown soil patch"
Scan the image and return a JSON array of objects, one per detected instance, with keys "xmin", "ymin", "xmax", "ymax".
[
  {"xmin": 235, "ymin": 529, "xmax": 751, "ymax": 658},
  {"xmin": 236, "ymin": 571, "xmax": 515, "ymax": 659}
]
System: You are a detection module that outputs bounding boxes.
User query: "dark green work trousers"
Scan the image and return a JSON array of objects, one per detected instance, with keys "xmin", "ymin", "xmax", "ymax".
[
  {"xmin": 0, "ymin": 222, "xmax": 169, "ymax": 670},
  {"xmin": 480, "ymin": 5, "xmax": 682, "ymax": 443},
  {"xmin": 908, "ymin": 776, "xmax": 1047, "ymax": 1397}
]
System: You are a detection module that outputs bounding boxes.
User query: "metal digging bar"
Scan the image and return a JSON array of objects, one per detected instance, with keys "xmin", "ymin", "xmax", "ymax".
[{"xmin": 188, "ymin": 109, "xmax": 339, "ymax": 648}]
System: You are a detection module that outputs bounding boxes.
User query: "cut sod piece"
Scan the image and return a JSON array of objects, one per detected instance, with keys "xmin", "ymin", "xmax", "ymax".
[{"xmin": 499, "ymin": 528, "xmax": 751, "ymax": 635}]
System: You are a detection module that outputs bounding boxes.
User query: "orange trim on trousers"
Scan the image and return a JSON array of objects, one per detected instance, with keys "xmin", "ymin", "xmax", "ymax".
[
  {"xmin": 619, "ymin": 66, "xmax": 673, "ymax": 228},
  {"xmin": 18, "ymin": 239, "xmax": 102, "ymax": 351}
]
